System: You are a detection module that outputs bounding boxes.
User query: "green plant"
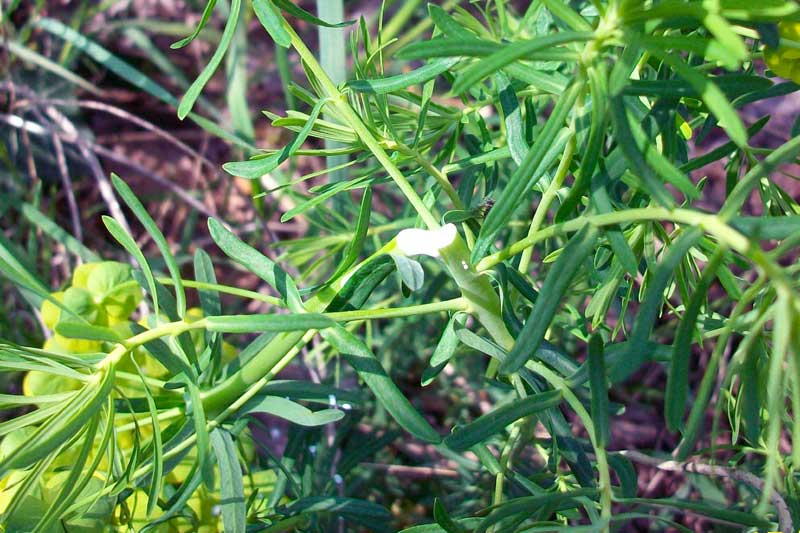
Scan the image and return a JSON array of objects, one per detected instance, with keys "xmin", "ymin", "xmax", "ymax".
[{"xmin": 2, "ymin": 0, "xmax": 800, "ymax": 531}]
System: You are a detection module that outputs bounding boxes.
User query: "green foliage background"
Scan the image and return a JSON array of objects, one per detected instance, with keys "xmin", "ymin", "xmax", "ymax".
[{"xmin": 2, "ymin": 0, "xmax": 800, "ymax": 531}]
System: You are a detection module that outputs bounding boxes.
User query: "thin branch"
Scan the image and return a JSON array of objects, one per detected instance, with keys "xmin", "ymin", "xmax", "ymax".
[
  {"xmin": 33, "ymin": 98, "xmax": 221, "ymax": 176},
  {"xmin": 0, "ymin": 110, "xmax": 219, "ymax": 220},
  {"xmin": 49, "ymin": 120, "xmax": 83, "ymax": 243},
  {"xmin": 620, "ymin": 450, "xmax": 792, "ymax": 533},
  {"xmin": 360, "ymin": 462, "xmax": 459, "ymax": 479}
]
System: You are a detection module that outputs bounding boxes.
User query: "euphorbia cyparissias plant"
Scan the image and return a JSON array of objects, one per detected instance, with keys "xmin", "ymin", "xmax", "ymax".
[{"xmin": 2, "ymin": 1, "xmax": 800, "ymax": 531}]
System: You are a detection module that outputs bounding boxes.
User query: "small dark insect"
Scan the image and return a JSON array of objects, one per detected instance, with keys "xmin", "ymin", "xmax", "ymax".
[{"xmin": 477, "ymin": 197, "xmax": 495, "ymax": 218}]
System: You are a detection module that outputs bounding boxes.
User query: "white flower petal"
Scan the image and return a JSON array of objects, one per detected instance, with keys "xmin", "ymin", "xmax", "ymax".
[{"xmin": 395, "ymin": 223, "xmax": 457, "ymax": 258}]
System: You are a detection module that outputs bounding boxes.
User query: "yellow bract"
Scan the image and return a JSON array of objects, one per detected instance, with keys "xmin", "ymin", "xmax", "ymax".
[
  {"xmin": 10, "ymin": 263, "xmax": 267, "ymax": 530},
  {"xmin": 764, "ymin": 22, "xmax": 800, "ymax": 83}
]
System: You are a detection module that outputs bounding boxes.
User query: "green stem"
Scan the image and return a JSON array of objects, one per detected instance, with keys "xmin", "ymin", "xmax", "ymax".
[
  {"xmin": 395, "ymin": 141, "xmax": 464, "ymax": 210},
  {"xmin": 380, "ymin": 0, "xmax": 425, "ymax": 43},
  {"xmin": 529, "ymin": 362, "xmax": 612, "ymax": 528},
  {"xmin": 476, "ymin": 207, "xmax": 793, "ymax": 295},
  {"xmin": 284, "ymin": 20, "xmax": 516, "ymax": 375},
  {"xmin": 110, "ymin": 277, "xmax": 282, "ymax": 306},
  {"xmin": 518, "ymin": 131, "xmax": 576, "ymax": 274},
  {"xmin": 438, "ymin": 234, "xmax": 515, "ymax": 378},
  {"xmin": 326, "ymin": 298, "xmax": 467, "ymax": 322},
  {"xmin": 98, "ymin": 319, "xmax": 208, "ymax": 369},
  {"xmin": 285, "ymin": 24, "xmax": 440, "ymax": 229}
]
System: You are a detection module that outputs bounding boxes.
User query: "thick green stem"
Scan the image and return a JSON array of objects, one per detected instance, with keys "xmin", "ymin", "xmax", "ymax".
[
  {"xmin": 98, "ymin": 319, "xmax": 208, "ymax": 369},
  {"xmin": 438, "ymin": 234, "xmax": 515, "ymax": 378}
]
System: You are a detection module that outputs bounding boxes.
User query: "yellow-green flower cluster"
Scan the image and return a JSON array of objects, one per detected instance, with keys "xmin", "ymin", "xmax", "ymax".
[
  {"xmin": 764, "ymin": 22, "xmax": 800, "ymax": 83},
  {"xmin": 3, "ymin": 262, "xmax": 259, "ymax": 531}
]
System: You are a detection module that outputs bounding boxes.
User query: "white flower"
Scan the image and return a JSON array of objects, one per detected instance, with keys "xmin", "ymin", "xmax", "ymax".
[{"xmin": 395, "ymin": 223, "xmax": 457, "ymax": 258}]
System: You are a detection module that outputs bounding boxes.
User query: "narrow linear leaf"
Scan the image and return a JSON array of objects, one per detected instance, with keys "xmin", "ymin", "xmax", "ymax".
[
  {"xmin": 429, "ymin": 4, "xmax": 477, "ymax": 39},
  {"xmin": 665, "ymin": 247, "xmax": 725, "ymax": 432},
  {"xmin": 272, "ymin": 0, "xmax": 354, "ymax": 28},
  {"xmin": 281, "ymin": 175, "xmax": 373, "ymax": 222},
  {"xmin": 321, "ymin": 325, "xmax": 442, "ymax": 443},
  {"xmin": 451, "ymin": 31, "xmax": 592, "ymax": 94},
  {"xmin": 400, "ymin": 519, "xmax": 483, "ymax": 533},
  {"xmin": 496, "ymin": 71, "xmax": 528, "ymax": 165},
  {"xmin": 702, "ymin": 12, "xmax": 748, "ymax": 70},
  {"xmin": 171, "ymin": 0, "xmax": 218, "ymax": 49},
  {"xmin": 503, "ymin": 63, "xmax": 570, "ymax": 94},
  {"xmin": 187, "ymin": 383, "xmax": 213, "ymax": 486},
  {"xmin": 327, "ymin": 255, "xmax": 395, "ymax": 312},
  {"xmin": 454, "ymin": 324, "xmax": 507, "ymax": 362},
  {"xmin": 396, "ymin": 38, "xmax": 500, "ymax": 60},
  {"xmin": 178, "ymin": 0, "xmax": 242, "ymax": 119},
  {"xmin": 444, "ymin": 390, "xmax": 562, "ymax": 451},
  {"xmin": 240, "ymin": 396, "xmax": 344, "ymax": 426},
  {"xmin": 619, "ymin": 228, "xmax": 703, "ymax": 383},
  {"xmin": 102, "ymin": 215, "xmax": 159, "ymax": 318},
  {"xmin": 194, "ymin": 249, "xmax": 221, "ymax": 319},
  {"xmin": 111, "ymin": 174, "xmax": 186, "ymax": 318},
  {"xmin": 625, "ymin": 76, "xmax": 773, "ymax": 99},
  {"xmin": 134, "ymin": 364, "xmax": 164, "ymax": 518},
  {"xmin": 608, "ymin": 453, "xmax": 638, "ymax": 499},
  {"xmin": 20, "ymin": 204, "xmax": 100, "ymax": 263},
  {"xmin": 54, "ymin": 322, "xmax": 121, "ymax": 343},
  {"xmin": 433, "ymin": 498, "xmax": 466, "ymax": 533},
  {"xmin": 348, "ymin": 58, "xmax": 460, "ymax": 94},
  {"xmin": 422, "ymin": 315, "xmax": 463, "ymax": 386},
  {"xmin": 477, "ymin": 489, "xmax": 598, "ymax": 533},
  {"xmin": 283, "ymin": 496, "xmax": 391, "ymax": 529},
  {"xmin": 501, "ymin": 224, "xmax": 599, "ymax": 374},
  {"xmin": 540, "ymin": 0, "xmax": 593, "ymax": 31},
  {"xmin": 36, "ymin": 18, "xmax": 174, "ymax": 104},
  {"xmin": 430, "ymin": 314, "xmax": 465, "ymax": 368},
  {"xmin": 740, "ymin": 341, "xmax": 763, "ymax": 445},
  {"xmin": 260, "ymin": 380, "xmax": 362, "ymax": 406},
  {"xmin": 326, "ymin": 187, "xmax": 372, "ymax": 285},
  {"xmin": 620, "ymin": 498, "xmax": 770, "ymax": 528},
  {"xmin": 210, "ymin": 429, "xmax": 246, "ymax": 533},
  {"xmin": 207, "ymin": 218, "xmax": 303, "ymax": 311},
  {"xmin": 223, "ymin": 98, "xmax": 327, "ymax": 178},
  {"xmin": 253, "ymin": 0, "xmax": 291, "ymax": 47}
]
